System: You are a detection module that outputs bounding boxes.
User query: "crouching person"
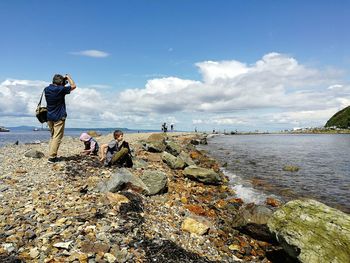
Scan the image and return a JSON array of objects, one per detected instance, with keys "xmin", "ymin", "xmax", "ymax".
[
  {"xmin": 100, "ymin": 130, "xmax": 133, "ymax": 168},
  {"xmin": 79, "ymin": 132, "xmax": 99, "ymax": 155}
]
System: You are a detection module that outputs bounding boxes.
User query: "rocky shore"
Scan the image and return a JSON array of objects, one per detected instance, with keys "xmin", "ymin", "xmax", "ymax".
[{"xmin": 0, "ymin": 132, "xmax": 349, "ymax": 263}]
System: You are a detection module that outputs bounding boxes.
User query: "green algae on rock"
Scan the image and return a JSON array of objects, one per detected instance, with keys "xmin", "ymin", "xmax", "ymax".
[{"xmin": 267, "ymin": 199, "xmax": 350, "ymax": 263}]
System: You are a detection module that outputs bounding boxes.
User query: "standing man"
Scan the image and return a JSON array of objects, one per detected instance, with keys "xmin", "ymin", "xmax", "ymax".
[{"xmin": 45, "ymin": 74, "xmax": 76, "ymax": 163}]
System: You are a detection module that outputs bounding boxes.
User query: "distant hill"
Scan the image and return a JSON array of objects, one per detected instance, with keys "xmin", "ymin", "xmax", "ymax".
[{"xmin": 325, "ymin": 106, "xmax": 350, "ymax": 129}]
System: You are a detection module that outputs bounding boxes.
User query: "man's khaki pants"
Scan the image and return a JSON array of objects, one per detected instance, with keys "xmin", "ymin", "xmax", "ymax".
[{"xmin": 47, "ymin": 119, "xmax": 65, "ymax": 158}]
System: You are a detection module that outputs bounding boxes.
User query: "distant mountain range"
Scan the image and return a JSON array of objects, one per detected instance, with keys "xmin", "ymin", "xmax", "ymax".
[{"xmin": 325, "ymin": 106, "xmax": 350, "ymax": 129}]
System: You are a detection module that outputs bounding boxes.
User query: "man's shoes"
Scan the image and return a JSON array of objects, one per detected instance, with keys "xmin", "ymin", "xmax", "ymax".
[{"xmin": 48, "ymin": 157, "xmax": 59, "ymax": 163}]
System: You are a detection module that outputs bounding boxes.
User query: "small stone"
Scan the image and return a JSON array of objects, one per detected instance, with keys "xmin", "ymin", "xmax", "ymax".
[
  {"xmin": 53, "ymin": 241, "xmax": 73, "ymax": 249},
  {"xmin": 30, "ymin": 247, "xmax": 40, "ymax": 258},
  {"xmin": 180, "ymin": 196, "xmax": 188, "ymax": 204},
  {"xmin": 228, "ymin": 244, "xmax": 241, "ymax": 251},
  {"xmin": 181, "ymin": 217, "xmax": 209, "ymax": 235},
  {"xmin": 104, "ymin": 252, "xmax": 117, "ymax": 263},
  {"xmin": 2, "ymin": 243, "xmax": 15, "ymax": 253}
]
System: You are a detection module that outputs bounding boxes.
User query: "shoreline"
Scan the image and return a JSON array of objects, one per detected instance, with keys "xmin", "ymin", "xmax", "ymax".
[{"xmin": 0, "ymin": 132, "xmax": 348, "ymax": 262}]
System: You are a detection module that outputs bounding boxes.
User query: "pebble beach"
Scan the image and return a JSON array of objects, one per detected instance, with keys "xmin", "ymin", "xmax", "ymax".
[{"xmin": 0, "ymin": 132, "xmax": 349, "ymax": 263}]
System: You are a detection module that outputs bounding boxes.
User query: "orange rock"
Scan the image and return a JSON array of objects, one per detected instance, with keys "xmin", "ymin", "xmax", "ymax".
[
  {"xmin": 207, "ymin": 209, "xmax": 217, "ymax": 217},
  {"xmin": 265, "ymin": 197, "xmax": 281, "ymax": 207},
  {"xmin": 184, "ymin": 204, "xmax": 207, "ymax": 216},
  {"xmin": 189, "ymin": 150, "xmax": 201, "ymax": 159},
  {"xmin": 215, "ymin": 199, "xmax": 227, "ymax": 209}
]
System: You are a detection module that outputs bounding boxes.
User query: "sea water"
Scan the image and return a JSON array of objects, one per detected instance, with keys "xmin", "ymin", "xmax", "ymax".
[
  {"xmin": 199, "ymin": 134, "xmax": 350, "ymax": 213},
  {"xmin": 0, "ymin": 128, "xmax": 156, "ymax": 148}
]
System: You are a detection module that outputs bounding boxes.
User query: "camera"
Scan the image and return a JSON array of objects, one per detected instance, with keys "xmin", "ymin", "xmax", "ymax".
[{"xmin": 63, "ymin": 77, "xmax": 68, "ymax": 85}]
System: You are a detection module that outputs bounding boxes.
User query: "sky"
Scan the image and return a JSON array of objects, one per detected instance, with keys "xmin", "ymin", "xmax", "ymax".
[{"xmin": 0, "ymin": 0, "xmax": 349, "ymax": 131}]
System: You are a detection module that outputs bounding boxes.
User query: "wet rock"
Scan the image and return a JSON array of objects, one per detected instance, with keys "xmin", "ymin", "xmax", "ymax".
[
  {"xmin": 24, "ymin": 149, "xmax": 44, "ymax": 158},
  {"xmin": 268, "ymin": 199, "xmax": 350, "ymax": 263},
  {"xmin": 183, "ymin": 165, "xmax": 222, "ymax": 185},
  {"xmin": 181, "ymin": 217, "xmax": 210, "ymax": 235},
  {"xmin": 96, "ymin": 168, "xmax": 150, "ymax": 195},
  {"xmin": 162, "ymin": 152, "xmax": 186, "ymax": 169},
  {"xmin": 282, "ymin": 165, "xmax": 300, "ymax": 172},
  {"xmin": 140, "ymin": 170, "xmax": 168, "ymax": 195},
  {"xmin": 266, "ymin": 197, "xmax": 281, "ymax": 207},
  {"xmin": 165, "ymin": 140, "xmax": 182, "ymax": 156}
]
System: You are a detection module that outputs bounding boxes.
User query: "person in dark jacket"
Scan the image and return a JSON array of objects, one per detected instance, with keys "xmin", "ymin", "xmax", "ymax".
[{"xmin": 45, "ymin": 74, "xmax": 76, "ymax": 163}]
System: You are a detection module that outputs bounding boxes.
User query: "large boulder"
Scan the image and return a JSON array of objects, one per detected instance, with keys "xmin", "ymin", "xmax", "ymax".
[
  {"xmin": 183, "ymin": 165, "xmax": 222, "ymax": 185},
  {"xmin": 162, "ymin": 152, "xmax": 186, "ymax": 169},
  {"xmin": 142, "ymin": 142, "xmax": 166, "ymax": 153},
  {"xmin": 267, "ymin": 199, "xmax": 350, "ymax": 263},
  {"xmin": 165, "ymin": 140, "xmax": 182, "ymax": 156},
  {"xmin": 231, "ymin": 203, "xmax": 273, "ymax": 227},
  {"xmin": 132, "ymin": 158, "xmax": 148, "ymax": 169},
  {"xmin": 142, "ymin": 133, "xmax": 167, "ymax": 152},
  {"xmin": 96, "ymin": 168, "xmax": 149, "ymax": 195},
  {"xmin": 140, "ymin": 170, "xmax": 168, "ymax": 195},
  {"xmin": 230, "ymin": 203, "xmax": 275, "ymax": 242},
  {"xmin": 178, "ymin": 151, "xmax": 196, "ymax": 166},
  {"xmin": 147, "ymin": 133, "xmax": 167, "ymax": 142}
]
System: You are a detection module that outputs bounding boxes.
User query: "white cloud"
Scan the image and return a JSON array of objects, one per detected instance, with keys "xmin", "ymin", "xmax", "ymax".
[
  {"xmin": 1, "ymin": 52, "xmax": 349, "ymax": 130},
  {"xmin": 70, "ymin": 50, "xmax": 110, "ymax": 58}
]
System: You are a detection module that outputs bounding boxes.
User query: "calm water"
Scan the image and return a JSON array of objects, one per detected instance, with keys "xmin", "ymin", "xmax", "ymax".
[
  {"xmin": 0, "ymin": 128, "xmax": 155, "ymax": 148},
  {"xmin": 200, "ymin": 134, "xmax": 350, "ymax": 213}
]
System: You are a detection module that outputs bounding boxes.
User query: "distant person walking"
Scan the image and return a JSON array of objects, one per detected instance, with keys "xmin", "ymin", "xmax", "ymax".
[{"xmin": 45, "ymin": 74, "xmax": 76, "ymax": 163}]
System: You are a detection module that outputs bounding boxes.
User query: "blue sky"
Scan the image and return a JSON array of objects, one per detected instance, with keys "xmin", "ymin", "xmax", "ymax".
[{"xmin": 0, "ymin": 1, "xmax": 349, "ymax": 131}]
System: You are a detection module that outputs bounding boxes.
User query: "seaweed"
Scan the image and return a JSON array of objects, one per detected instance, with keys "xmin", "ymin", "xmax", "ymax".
[{"xmin": 133, "ymin": 237, "xmax": 219, "ymax": 263}]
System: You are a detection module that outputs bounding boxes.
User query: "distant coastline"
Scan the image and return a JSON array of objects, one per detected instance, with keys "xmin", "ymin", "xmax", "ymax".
[{"xmin": 215, "ymin": 128, "xmax": 350, "ymax": 136}]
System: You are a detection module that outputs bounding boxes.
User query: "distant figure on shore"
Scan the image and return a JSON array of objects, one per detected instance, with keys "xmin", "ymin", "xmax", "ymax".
[
  {"xmin": 99, "ymin": 130, "xmax": 133, "ymax": 168},
  {"xmin": 195, "ymin": 127, "xmax": 197, "ymax": 133},
  {"xmin": 170, "ymin": 124, "xmax": 174, "ymax": 131},
  {"xmin": 79, "ymin": 133, "xmax": 99, "ymax": 155},
  {"xmin": 45, "ymin": 74, "xmax": 76, "ymax": 163},
  {"xmin": 161, "ymin": 122, "xmax": 168, "ymax": 132}
]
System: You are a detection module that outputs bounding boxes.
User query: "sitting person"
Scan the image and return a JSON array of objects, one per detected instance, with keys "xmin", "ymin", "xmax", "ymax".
[
  {"xmin": 79, "ymin": 132, "xmax": 99, "ymax": 155},
  {"xmin": 100, "ymin": 130, "xmax": 133, "ymax": 167}
]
